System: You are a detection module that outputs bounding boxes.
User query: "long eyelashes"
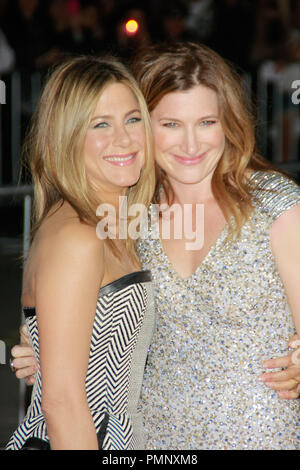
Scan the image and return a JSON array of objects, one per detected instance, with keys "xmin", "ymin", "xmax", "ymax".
[
  {"xmin": 162, "ymin": 120, "xmax": 217, "ymax": 128},
  {"xmin": 93, "ymin": 117, "xmax": 142, "ymax": 129}
]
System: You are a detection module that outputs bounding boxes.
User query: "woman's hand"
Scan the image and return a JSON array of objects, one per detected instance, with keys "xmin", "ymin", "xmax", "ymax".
[
  {"xmin": 259, "ymin": 334, "xmax": 300, "ymax": 399},
  {"xmin": 11, "ymin": 324, "xmax": 38, "ymax": 386}
]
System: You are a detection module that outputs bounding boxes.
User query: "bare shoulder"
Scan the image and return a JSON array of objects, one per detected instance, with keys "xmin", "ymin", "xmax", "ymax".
[
  {"xmin": 271, "ymin": 203, "xmax": 300, "ymax": 233},
  {"xmin": 34, "ymin": 203, "xmax": 104, "ymax": 268},
  {"xmin": 270, "ymin": 203, "xmax": 300, "ymax": 251},
  {"xmin": 23, "ymin": 203, "xmax": 104, "ymax": 306}
]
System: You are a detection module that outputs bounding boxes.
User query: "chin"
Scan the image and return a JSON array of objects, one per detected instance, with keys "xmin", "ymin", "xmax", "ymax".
[
  {"xmin": 116, "ymin": 175, "xmax": 140, "ymax": 189},
  {"xmin": 172, "ymin": 174, "xmax": 205, "ymax": 185}
]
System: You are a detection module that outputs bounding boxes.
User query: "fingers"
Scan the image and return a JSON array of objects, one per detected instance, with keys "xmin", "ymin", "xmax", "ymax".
[
  {"xmin": 25, "ymin": 376, "xmax": 35, "ymax": 387},
  {"xmin": 276, "ymin": 384, "xmax": 300, "ymax": 400},
  {"xmin": 10, "ymin": 340, "xmax": 37, "ymax": 387},
  {"xmin": 19, "ymin": 324, "xmax": 30, "ymax": 346},
  {"xmin": 15, "ymin": 366, "xmax": 37, "ymax": 381},
  {"xmin": 12, "ymin": 355, "xmax": 38, "ymax": 372},
  {"xmin": 259, "ymin": 366, "xmax": 300, "ymax": 383},
  {"xmin": 11, "ymin": 344, "xmax": 35, "ymax": 359},
  {"xmin": 10, "ymin": 346, "xmax": 38, "ymax": 382},
  {"xmin": 262, "ymin": 356, "xmax": 291, "ymax": 369},
  {"xmin": 288, "ymin": 333, "xmax": 300, "ymax": 347},
  {"xmin": 19, "ymin": 323, "xmax": 28, "ymax": 336},
  {"xmin": 259, "ymin": 349, "xmax": 300, "ymax": 398},
  {"xmin": 263, "ymin": 378, "xmax": 300, "ymax": 391},
  {"xmin": 262, "ymin": 349, "xmax": 300, "ymax": 369}
]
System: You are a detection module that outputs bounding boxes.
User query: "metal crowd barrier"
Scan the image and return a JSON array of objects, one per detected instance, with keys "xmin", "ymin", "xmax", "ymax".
[
  {"xmin": 0, "ymin": 185, "xmax": 32, "ymax": 424},
  {"xmin": 0, "ymin": 70, "xmax": 42, "ymax": 186}
]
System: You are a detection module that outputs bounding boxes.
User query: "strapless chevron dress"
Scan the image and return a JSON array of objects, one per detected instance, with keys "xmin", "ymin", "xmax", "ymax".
[{"xmin": 6, "ymin": 270, "xmax": 155, "ymax": 450}]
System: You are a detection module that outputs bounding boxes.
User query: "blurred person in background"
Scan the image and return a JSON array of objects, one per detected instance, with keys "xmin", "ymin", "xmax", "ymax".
[
  {"xmin": 0, "ymin": 28, "xmax": 15, "ymax": 74},
  {"xmin": 0, "ymin": 0, "xmax": 15, "ymax": 74},
  {"xmin": 1, "ymin": 0, "xmax": 50, "ymax": 72},
  {"xmin": 185, "ymin": 0, "xmax": 217, "ymax": 46},
  {"xmin": 250, "ymin": 0, "xmax": 290, "ymax": 67},
  {"xmin": 156, "ymin": 0, "xmax": 198, "ymax": 43},
  {"xmin": 212, "ymin": 0, "xmax": 255, "ymax": 74}
]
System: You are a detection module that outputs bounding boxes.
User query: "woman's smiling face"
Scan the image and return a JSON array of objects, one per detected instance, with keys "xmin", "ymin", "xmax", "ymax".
[
  {"xmin": 84, "ymin": 82, "xmax": 145, "ymax": 196},
  {"xmin": 151, "ymin": 85, "xmax": 225, "ymax": 187}
]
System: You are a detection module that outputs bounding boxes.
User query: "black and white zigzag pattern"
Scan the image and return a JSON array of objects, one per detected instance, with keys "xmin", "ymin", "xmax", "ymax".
[{"xmin": 6, "ymin": 278, "xmax": 149, "ymax": 450}]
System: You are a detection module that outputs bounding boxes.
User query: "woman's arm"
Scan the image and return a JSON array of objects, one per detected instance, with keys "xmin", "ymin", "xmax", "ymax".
[
  {"xmin": 12, "ymin": 329, "xmax": 300, "ymax": 398},
  {"xmin": 268, "ymin": 204, "xmax": 300, "ymax": 398},
  {"xmin": 35, "ymin": 222, "xmax": 104, "ymax": 449}
]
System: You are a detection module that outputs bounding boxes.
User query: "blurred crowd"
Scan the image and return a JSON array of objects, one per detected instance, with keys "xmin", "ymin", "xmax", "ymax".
[
  {"xmin": 1, "ymin": 0, "xmax": 300, "ymax": 181},
  {"xmin": 1, "ymin": 0, "xmax": 300, "ymax": 76}
]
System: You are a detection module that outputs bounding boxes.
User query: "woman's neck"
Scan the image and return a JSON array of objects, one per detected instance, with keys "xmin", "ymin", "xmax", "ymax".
[{"xmin": 165, "ymin": 176, "xmax": 215, "ymax": 206}]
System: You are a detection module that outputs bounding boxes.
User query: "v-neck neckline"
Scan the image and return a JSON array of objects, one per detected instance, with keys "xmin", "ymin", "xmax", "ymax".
[
  {"xmin": 153, "ymin": 171, "xmax": 259, "ymax": 282},
  {"xmin": 157, "ymin": 219, "xmax": 229, "ymax": 282}
]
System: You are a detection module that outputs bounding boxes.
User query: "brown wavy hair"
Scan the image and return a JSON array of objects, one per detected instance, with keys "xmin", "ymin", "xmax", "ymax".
[
  {"xmin": 23, "ymin": 55, "xmax": 155, "ymax": 260},
  {"xmin": 132, "ymin": 41, "xmax": 279, "ymax": 238}
]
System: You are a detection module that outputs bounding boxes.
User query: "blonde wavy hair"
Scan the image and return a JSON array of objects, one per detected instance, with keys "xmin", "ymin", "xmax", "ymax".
[
  {"xmin": 23, "ymin": 55, "xmax": 155, "ymax": 260},
  {"xmin": 132, "ymin": 42, "xmax": 279, "ymax": 238}
]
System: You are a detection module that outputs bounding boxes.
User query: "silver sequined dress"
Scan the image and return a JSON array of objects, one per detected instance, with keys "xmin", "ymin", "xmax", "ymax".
[{"xmin": 137, "ymin": 171, "xmax": 300, "ymax": 450}]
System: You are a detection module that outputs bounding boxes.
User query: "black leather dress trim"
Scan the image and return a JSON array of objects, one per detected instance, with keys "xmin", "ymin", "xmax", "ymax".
[
  {"xmin": 22, "ymin": 270, "xmax": 152, "ymax": 318},
  {"xmin": 99, "ymin": 270, "xmax": 152, "ymax": 297},
  {"xmin": 23, "ymin": 307, "xmax": 36, "ymax": 319},
  {"xmin": 21, "ymin": 412, "xmax": 110, "ymax": 450},
  {"xmin": 21, "ymin": 437, "xmax": 50, "ymax": 450}
]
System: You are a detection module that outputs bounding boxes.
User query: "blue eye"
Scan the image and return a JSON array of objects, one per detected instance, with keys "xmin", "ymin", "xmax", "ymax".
[
  {"xmin": 163, "ymin": 122, "xmax": 178, "ymax": 128},
  {"xmin": 201, "ymin": 120, "xmax": 216, "ymax": 126},
  {"xmin": 93, "ymin": 122, "xmax": 109, "ymax": 129},
  {"xmin": 127, "ymin": 116, "xmax": 142, "ymax": 124}
]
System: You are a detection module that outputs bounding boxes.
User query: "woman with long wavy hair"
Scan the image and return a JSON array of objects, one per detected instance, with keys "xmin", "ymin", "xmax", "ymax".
[{"xmin": 133, "ymin": 42, "xmax": 300, "ymax": 450}]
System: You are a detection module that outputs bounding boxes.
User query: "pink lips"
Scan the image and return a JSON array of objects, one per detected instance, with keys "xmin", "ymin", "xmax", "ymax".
[
  {"xmin": 172, "ymin": 152, "xmax": 207, "ymax": 166},
  {"xmin": 103, "ymin": 152, "xmax": 137, "ymax": 167}
]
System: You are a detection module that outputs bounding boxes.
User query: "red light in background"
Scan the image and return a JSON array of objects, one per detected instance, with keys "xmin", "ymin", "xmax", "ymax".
[
  {"xmin": 67, "ymin": 0, "xmax": 80, "ymax": 15},
  {"xmin": 125, "ymin": 19, "xmax": 139, "ymax": 35}
]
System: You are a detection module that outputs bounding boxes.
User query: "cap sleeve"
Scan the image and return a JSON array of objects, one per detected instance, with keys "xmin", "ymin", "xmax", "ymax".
[{"xmin": 249, "ymin": 171, "xmax": 300, "ymax": 221}]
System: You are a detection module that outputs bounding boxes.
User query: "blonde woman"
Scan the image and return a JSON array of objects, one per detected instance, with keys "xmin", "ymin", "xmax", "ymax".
[
  {"xmin": 6, "ymin": 55, "xmax": 155, "ymax": 450},
  {"xmin": 133, "ymin": 42, "xmax": 300, "ymax": 449}
]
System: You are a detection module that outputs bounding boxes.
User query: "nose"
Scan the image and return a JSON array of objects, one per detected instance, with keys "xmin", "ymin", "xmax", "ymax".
[
  {"xmin": 180, "ymin": 127, "xmax": 199, "ymax": 156},
  {"xmin": 113, "ymin": 123, "xmax": 132, "ymax": 147}
]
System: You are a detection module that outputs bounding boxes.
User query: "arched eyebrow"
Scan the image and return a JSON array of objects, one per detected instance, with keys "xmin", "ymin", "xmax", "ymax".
[
  {"xmin": 158, "ymin": 114, "xmax": 219, "ymax": 121},
  {"xmin": 91, "ymin": 108, "xmax": 141, "ymax": 122}
]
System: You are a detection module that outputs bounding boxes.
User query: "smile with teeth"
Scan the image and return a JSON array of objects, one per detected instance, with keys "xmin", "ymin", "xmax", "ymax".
[{"xmin": 104, "ymin": 153, "xmax": 136, "ymax": 162}]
